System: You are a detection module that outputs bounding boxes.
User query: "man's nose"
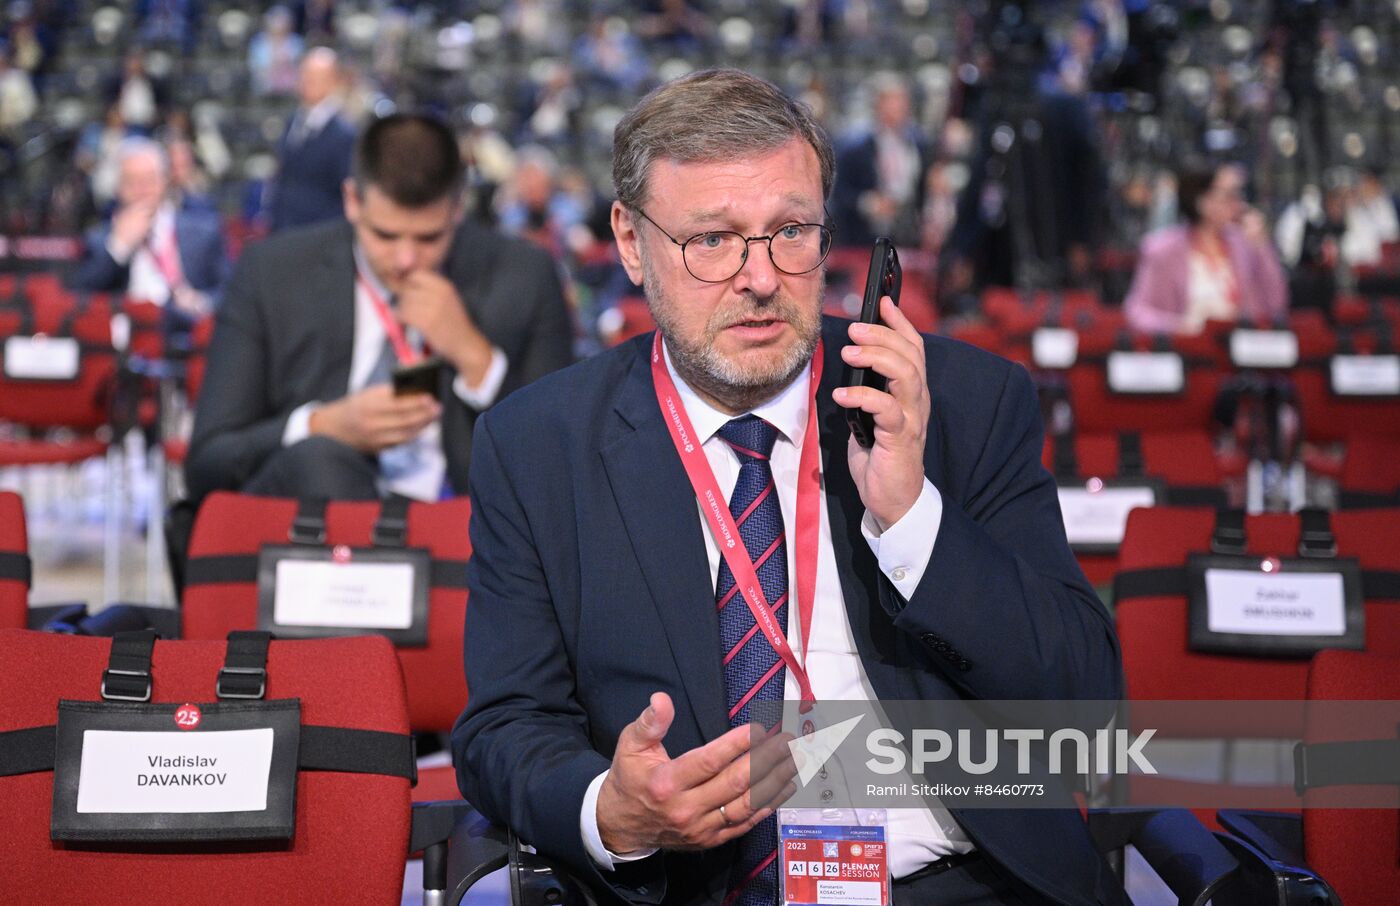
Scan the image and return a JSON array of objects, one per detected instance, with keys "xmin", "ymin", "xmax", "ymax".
[{"xmin": 731, "ymin": 239, "xmax": 780, "ymax": 299}]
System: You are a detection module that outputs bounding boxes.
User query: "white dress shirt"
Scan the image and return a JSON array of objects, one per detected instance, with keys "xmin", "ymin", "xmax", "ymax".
[
  {"xmin": 106, "ymin": 202, "xmax": 181, "ymax": 304},
  {"xmin": 580, "ymin": 342, "xmax": 973, "ymax": 878},
  {"xmin": 281, "ymin": 246, "xmax": 508, "ymax": 500}
]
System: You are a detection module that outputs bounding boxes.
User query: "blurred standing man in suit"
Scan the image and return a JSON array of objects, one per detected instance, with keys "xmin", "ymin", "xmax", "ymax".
[
  {"xmin": 830, "ymin": 73, "xmax": 931, "ymax": 248},
  {"xmin": 187, "ymin": 112, "xmax": 574, "ymax": 504},
  {"xmin": 69, "ymin": 136, "xmax": 227, "ymax": 320},
  {"xmin": 267, "ymin": 47, "xmax": 355, "ymax": 233},
  {"xmin": 454, "ymin": 69, "xmax": 1123, "ymax": 905}
]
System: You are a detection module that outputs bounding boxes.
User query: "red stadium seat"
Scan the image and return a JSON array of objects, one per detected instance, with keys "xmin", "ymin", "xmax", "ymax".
[
  {"xmin": 1112, "ymin": 507, "xmax": 1400, "ymax": 826},
  {"xmin": 1044, "ymin": 430, "xmax": 1225, "ymax": 585},
  {"xmin": 1338, "ymin": 435, "xmax": 1400, "ymax": 507},
  {"xmin": 0, "ymin": 492, "xmax": 28, "ymax": 630},
  {"xmin": 181, "ymin": 493, "xmax": 472, "ymax": 802},
  {"xmin": 0, "ymin": 630, "xmax": 415, "ymax": 904},
  {"xmin": 1066, "ymin": 353, "xmax": 1221, "ymax": 434},
  {"xmin": 1297, "ymin": 649, "xmax": 1400, "ymax": 904}
]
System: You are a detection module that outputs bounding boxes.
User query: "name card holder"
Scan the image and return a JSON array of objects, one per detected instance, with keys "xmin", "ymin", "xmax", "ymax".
[
  {"xmin": 1329, "ymin": 354, "xmax": 1400, "ymax": 398},
  {"xmin": 1230, "ymin": 329, "xmax": 1299, "ymax": 369},
  {"xmin": 51, "ymin": 699, "xmax": 301, "ymax": 843},
  {"xmin": 1032, "ymin": 327, "xmax": 1079, "ymax": 370},
  {"xmin": 1105, "ymin": 351, "xmax": 1186, "ymax": 396},
  {"xmin": 256, "ymin": 545, "xmax": 431, "ymax": 647},
  {"xmin": 1185, "ymin": 553, "xmax": 1364, "ymax": 657},
  {"xmin": 3, "ymin": 335, "xmax": 82, "ymax": 381},
  {"xmin": 1056, "ymin": 477, "xmax": 1163, "ymax": 555}
]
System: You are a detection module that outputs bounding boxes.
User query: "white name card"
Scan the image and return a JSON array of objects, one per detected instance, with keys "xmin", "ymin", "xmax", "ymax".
[
  {"xmin": 3, "ymin": 335, "xmax": 80, "ymax": 380},
  {"xmin": 1204, "ymin": 568, "xmax": 1346, "ymax": 637},
  {"xmin": 1331, "ymin": 355, "xmax": 1400, "ymax": 396},
  {"xmin": 75, "ymin": 728, "xmax": 274, "ymax": 814},
  {"xmin": 273, "ymin": 558, "xmax": 416, "ymax": 630},
  {"xmin": 815, "ymin": 880, "xmax": 884, "ymax": 906},
  {"xmin": 1230, "ymin": 329, "xmax": 1299, "ymax": 369},
  {"xmin": 1106, "ymin": 351, "xmax": 1185, "ymax": 394},
  {"xmin": 1058, "ymin": 485, "xmax": 1158, "ymax": 547},
  {"xmin": 1032, "ymin": 328, "xmax": 1079, "ymax": 369}
]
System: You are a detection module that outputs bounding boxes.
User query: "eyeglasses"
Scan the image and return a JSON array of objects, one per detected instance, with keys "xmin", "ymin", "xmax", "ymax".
[{"xmin": 632, "ymin": 208, "xmax": 834, "ymax": 284}]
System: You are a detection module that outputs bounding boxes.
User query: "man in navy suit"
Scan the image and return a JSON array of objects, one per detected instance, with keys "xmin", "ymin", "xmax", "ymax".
[
  {"xmin": 453, "ymin": 69, "xmax": 1123, "ymax": 904},
  {"xmin": 830, "ymin": 74, "xmax": 932, "ymax": 249},
  {"xmin": 69, "ymin": 136, "xmax": 227, "ymax": 319},
  {"xmin": 266, "ymin": 48, "xmax": 355, "ymax": 233}
]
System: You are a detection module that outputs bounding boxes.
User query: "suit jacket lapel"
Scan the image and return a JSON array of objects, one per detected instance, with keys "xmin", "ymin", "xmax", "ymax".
[
  {"xmin": 815, "ymin": 319, "xmax": 937, "ymax": 699},
  {"xmin": 600, "ymin": 343, "xmax": 729, "ymax": 743},
  {"xmin": 317, "ymin": 226, "xmax": 357, "ymax": 400}
]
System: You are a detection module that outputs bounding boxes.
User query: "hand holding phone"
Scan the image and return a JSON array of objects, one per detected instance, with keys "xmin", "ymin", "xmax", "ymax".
[
  {"xmin": 843, "ymin": 238, "xmax": 902, "ymax": 447},
  {"xmin": 392, "ymin": 356, "xmax": 446, "ymax": 400}
]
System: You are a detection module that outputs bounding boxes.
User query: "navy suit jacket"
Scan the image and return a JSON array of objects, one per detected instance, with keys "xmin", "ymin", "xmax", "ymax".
[
  {"xmin": 267, "ymin": 113, "xmax": 355, "ymax": 233},
  {"xmin": 830, "ymin": 130, "xmax": 932, "ymax": 248},
  {"xmin": 68, "ymin": 206, "xmax": 229, "ymax": 305},
  {"xmin": 452, "ymin": 318, "xmax": 1125, "ymax": 905}
]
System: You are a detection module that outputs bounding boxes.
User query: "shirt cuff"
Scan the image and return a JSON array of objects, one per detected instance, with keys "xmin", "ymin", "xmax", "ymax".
[
  {"xmin": 860, "ymin": 479, "xmax": 943, "ymax": 602},
  {"xmin": 105, "ymin": 234, "xmax": 136, "ymax": 266},
  {"xmin": 281, "ymin": 402, "xmax": 318, "ymax": 447},
  {"xmin": 451, "ymin": 346, "xmax": 509, "ymax": 409},
  {"xmin": 580, "ymin": 770, "xmax": 659, "ymax": 870}
]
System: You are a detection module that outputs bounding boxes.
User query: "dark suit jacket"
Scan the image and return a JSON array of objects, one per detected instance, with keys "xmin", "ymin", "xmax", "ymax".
[
  {"xmin": 185, "ymin": 218, "xmax": 574, "ymax": 503},
  {"xmin": 68, "ymin": 206, "xmax": 229, "ymax": 304},
  {"xmin": 830, "ymin": 129, "xmax": 932, "ymax": 248},
  {"xmin": 267, "ymin": 112, "xmax": 355, "ymax": 233},
  {"xmin": 452, "ymin": 318, "xmax": 1126, "ymax": 905}
]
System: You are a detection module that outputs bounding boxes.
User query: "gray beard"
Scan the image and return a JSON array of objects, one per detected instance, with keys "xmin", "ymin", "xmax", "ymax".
[{"xmin": 642, "ymin": 259, "xmax": 822, "ymax": 415}]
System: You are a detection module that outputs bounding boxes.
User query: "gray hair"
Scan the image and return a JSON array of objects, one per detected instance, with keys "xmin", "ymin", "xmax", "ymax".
[
  {"xmin": 611, "ymin": 68, "xmax": 835, "ymax": 211},
  {"xmin": 116, "ymin": 136, "xmax": 169, "ymax": 177}
]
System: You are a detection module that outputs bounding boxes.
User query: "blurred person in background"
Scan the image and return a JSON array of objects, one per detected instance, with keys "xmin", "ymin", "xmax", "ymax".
[
  {"xmin": 134, "ymin": 0, "xmax": 202, "ymax": 56},
  {"xmin": 248, "ymin": 5, "xmax": 304, "ymax": 97},
  {"xmin": 496, "ymin": 145, "xmax": 587, "ymax": 254},
  {"xmin": 267, "ymin": 46, "xmax": 355, "ymax": 232},
  {"xmin": 1341, "ymin": 165, "xmax": 1399, "ymax": 268},
  {"xmin": 1124, "ymin": 162, "xmax": 1287, "ymax": 334},
  {"xmin": 187, "ymin": 113, "xmax": 574, "ymax": 505},
  {"xmin": 104, "ymin": 49, "xmax": 166, "ymax": 131},
  {"xmin": 0, "ymin": 42, "xmax": 35, "ymax": 140},
  {"xmin": 572, "ymin": 11, "xmax": 651, "ymax": 95},
  {"xmin": 76, "ymin": 103, "xmax": 136, "ymax": 208},
  {"xmin": 165, "ymin": 136, "xmax": 215, "ymax": 214},
  {"xmin": 69, "ymin": 136, "xmax": 227, "ymax": 321},
  {"xmin": 831, "ymin": 73, "xmax": 932, "ymax": 248}
]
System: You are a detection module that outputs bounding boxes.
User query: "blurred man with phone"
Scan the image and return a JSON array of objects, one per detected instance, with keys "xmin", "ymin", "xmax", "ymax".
[{"xmin": 188, "ymin": 113, "xmax": 574, "ymax": 504}]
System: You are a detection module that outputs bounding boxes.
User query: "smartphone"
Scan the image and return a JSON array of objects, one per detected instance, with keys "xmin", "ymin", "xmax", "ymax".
[
  {"xmin": 392, "ymin": 356, "xmax": 445, "ymax": 400},
  {"xmin": 843, "ymin": 238, "xmax": 902, "ymax": 448}
]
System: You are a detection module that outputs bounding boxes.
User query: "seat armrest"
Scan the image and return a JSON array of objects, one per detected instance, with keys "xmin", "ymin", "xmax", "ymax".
[{"xmin": 1089, "ymin": 807, "xmax": 1239, "ymax": 906}]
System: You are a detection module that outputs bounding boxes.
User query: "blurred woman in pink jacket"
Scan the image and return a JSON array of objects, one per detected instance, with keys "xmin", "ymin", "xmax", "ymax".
[{"xmin": 1125, "ymin": 163, "xmax": 1288, "ymax": 334}]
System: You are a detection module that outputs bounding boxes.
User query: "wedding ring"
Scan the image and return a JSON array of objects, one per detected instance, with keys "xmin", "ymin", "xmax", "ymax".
[{"xmin": 719, "ymin": 804, "xmax": 732, "ymax": 825}]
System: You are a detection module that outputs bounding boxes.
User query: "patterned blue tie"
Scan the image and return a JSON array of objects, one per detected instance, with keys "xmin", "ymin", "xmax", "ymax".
[{"xmin": 715, "ymin": 415, "xmax": 787, "ymax": 906}]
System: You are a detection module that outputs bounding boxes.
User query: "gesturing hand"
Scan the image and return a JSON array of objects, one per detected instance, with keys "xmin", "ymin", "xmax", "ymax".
[
  {"xmin": 833, "ymin": 296, "xmax": 930, "ymax": 531},
  {"xmin": 595, "ymin": 692, "xmax": 798, "ymax": 856}
]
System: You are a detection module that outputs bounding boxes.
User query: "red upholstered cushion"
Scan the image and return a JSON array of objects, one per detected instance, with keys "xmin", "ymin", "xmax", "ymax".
[
  {"xmin": 1341, "ymin": 436, "xmax": 1400, "ymax": 496},
  {"xmin": 1066, "ymin": 364, "xmax": 1221, "ymax": 434},
  {"xmin": 0, "ymin": 492, "xmax": 26, "ymax": 630},
  {"xmin": 1302, "ymin": 650, "xmax": 1400, "ymax": 906},
  {"xmin": 183, "ymin": 493, "xmax": 471, "ymax": 733},
  {"xmin": 1118, "ymin": 509, "xmax": 1400, "ymax": 706},
  {"xmin": 0, "ymin": 630, "xmax": 412, "ymax": 904}
]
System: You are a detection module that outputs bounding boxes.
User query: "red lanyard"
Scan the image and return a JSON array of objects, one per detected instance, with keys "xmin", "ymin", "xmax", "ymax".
[
  {"xmin": 147, "ymin": 224, "xmax": 184, "ymax": 290},
  {"xmin": 650, "ymin": 331, "xmax": 822, "ymax": 709},
  {"xmin": 357, "ymin": 270, "xmax": 420, "ymax": 365}
]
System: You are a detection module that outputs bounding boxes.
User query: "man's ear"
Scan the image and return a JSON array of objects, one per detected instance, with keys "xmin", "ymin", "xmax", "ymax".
[
  {"xmin": 611, "ymin": 202, "xmax": 644, "ymax": 287},
  {"xmin": 341, "ymin": 179, "xmax": 360, "ymax": 224}
]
